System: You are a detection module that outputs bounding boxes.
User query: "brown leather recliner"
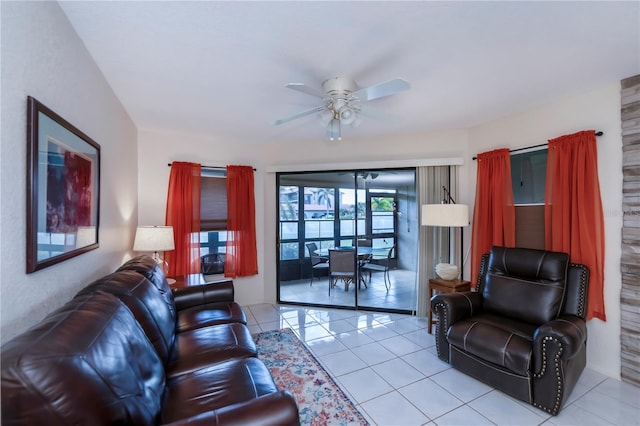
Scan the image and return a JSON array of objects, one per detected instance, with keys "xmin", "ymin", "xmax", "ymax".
[{"xmin": 431, "ymin": 246, "xmax": 589, "ymax": 416}]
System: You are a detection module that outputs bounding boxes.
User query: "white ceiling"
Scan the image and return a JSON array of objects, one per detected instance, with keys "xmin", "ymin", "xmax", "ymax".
[{"xmin": 58, "ymin": 1, "xmax": 640, "ymax": 145}]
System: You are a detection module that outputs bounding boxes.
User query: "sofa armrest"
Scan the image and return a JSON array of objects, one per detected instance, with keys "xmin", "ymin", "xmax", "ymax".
[
  {"xmin": 162, "ymin": 391, "xmax": 299, "ymax": 426},
  {"xmin": 431, "ymin": 291, "xmax": 482, "ymax": 362},
  {"xmin": 533, "ymin": 315, "xmax": 587, "ymax": 367},
  {"xmin": 172, "ymin": 280, "xmax": 235, "ymax": 311}
]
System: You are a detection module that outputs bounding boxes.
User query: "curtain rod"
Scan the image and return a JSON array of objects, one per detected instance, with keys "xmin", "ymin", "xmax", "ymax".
[
  {"xmin": 167, "ymin": 163, "xmax": 256, "ymax": 171},
  {"xmin": 472, "ymin": 131, "xmax": 603, "ymax": 161}
]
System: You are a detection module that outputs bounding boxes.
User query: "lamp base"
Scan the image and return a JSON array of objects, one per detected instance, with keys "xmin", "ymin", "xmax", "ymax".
[{"xmin": 152, "ymin": 251, "xmax": 169, "ymax": 275}]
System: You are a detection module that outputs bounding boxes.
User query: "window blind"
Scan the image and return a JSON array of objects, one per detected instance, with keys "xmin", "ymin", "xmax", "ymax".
[{"xmin": 200, "ymin": 175, "xmax": 227, "ymax": 231}]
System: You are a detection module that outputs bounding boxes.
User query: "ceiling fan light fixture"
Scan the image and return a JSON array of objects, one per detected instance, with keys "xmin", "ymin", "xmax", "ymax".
[
  {"xmin": 340, "ymin": 107, "xmax": 357, "ymax": 125},
  {"xmin": 320, "ymin": 109, "xmax": 334, "ymax": 126},
  {"xmin": 327, "ymin": 118, "xmax": 341, "ymax": 141}
]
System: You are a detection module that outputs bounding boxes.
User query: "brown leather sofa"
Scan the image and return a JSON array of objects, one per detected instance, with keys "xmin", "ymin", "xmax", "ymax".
[
  {"xmin": 431, "ymin": 246, "xmax": 589, "ymax": 416},
  {"xmin": 1, "ymin": 255, "xmax": 299, "ymax": 425}
]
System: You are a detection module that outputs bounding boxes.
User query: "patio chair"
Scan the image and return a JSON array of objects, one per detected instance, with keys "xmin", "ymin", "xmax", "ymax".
[
  {"xmin": 356, "ymin": 238, "xmax": 373, "ymax": 263},
  {"xmin": 200, "ymin": 253, "xmax": 225, "ymax": 275},
  {"xmin": 306, "ymin": 242, "xmax": 329, "ymax": 286},
  {"xmin": 356, "ymin": 238, "xmax": 372, "ymax": 248},
  {"xmin": 361, "ymin": 246, "xmax": 394, "ymax": 291},
  {"xmin": 328, "ymin": 249, "xmax": 357, "ymax": 294}
]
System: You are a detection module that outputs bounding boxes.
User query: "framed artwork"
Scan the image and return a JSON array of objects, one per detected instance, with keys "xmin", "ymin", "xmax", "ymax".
[{"xmin": 26, "ymin": 96, "xmax": 100, "ymax": 273}]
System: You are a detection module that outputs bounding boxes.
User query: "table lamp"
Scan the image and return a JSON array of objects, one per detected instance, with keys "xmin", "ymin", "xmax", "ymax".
[
  {"xmin": 421, "ymin": 186, "xmax": 469, "ymax": 280},
  {"xmin": 133, "ymin": 226, "xmax": 175, "ymax": 272}
]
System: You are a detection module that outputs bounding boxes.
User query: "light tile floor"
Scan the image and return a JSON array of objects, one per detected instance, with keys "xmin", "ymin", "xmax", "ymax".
[
  {"xmin": 245, "ymin": 303, "xmax": 640, "ymax": 426},
  {"xmin": 279, "ymin": 269, "xmax": 418, "ymax": 312}
]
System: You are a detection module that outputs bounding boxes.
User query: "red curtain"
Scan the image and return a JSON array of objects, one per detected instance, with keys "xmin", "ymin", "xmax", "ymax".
[
  {"xmin": 470, "ymin": 148, "xmax": 516, "ymax": 286},
  {"xmin": 225, "ymin": 165, "xmax": 258, "ymax": 278},
  {"xmin": 165, "ymin": 162, "xmax": 201, "ymax": 276},
  {"xmin": 545, "ymin": 130, "xmax": 605, "ymax": 321}
]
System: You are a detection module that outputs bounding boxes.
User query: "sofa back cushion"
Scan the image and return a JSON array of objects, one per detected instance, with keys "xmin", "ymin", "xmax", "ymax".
[
  {"xmin": 78, "ymin": 270, "xmax": 177, "ymax": 364},
  {"xmin": 483, "ymin": 246, "xmax": 569, "ymax": 324},
  {"xmin": 1, "ymin": 292, "xmax": 165, "ymax": 425}
]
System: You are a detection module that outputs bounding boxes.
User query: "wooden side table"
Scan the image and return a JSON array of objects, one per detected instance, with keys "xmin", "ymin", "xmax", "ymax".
[
  {"xmin": 427, "ymin": 278, "xmax": 471, "ymax": 334},
  {"xmin": 168, "ymin": 273, "xmax": 209, "ymax": 289}
]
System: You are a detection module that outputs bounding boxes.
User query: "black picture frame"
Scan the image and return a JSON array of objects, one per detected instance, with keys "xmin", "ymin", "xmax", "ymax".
[{"xmin": 26, "ymin": 96, "xmax": 101, "ymax": 273}]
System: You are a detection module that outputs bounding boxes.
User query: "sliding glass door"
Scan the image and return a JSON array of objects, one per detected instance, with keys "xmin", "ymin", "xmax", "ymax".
[{"xmin": 276, "ymin": 168, "xmax": 418, "ymax": 314}]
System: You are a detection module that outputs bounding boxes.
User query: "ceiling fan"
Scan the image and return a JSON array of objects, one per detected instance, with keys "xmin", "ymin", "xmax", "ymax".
[{"xmin": 273, "ymin": 76, "xmax": 410, "ymax": 141}]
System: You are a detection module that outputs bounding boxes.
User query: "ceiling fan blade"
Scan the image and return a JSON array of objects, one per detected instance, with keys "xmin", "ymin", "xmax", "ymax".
[
  {"xmin": 285, "ymin": 83, "xmax": 326, "ymax": 99},
  {"xmin": 351, "ymin": 78, "xmax": 410, "ymax": 102},
  {"xmin": 272, "ymin": 105, "xmax": 326, "ymax": 126}
]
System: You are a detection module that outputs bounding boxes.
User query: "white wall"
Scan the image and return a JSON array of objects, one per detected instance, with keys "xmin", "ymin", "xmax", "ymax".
[
  {"xmin": 467, "ymin": 82, "xmax": 623, "ymax": 378},
  {"xmin": 0, "ymin": 2, "xmax": 138, "ymax": 343}
]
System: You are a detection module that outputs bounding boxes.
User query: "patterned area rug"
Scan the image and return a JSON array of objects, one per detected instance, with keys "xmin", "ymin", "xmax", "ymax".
[{"xmin": 254, "ymin": 328, "xmax": 369, "ymax": 425}]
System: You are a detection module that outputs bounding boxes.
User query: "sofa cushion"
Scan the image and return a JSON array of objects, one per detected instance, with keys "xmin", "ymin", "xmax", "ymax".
[
  {"xmin": 161, "ymin": 357, "xmax": 278, "ymax": 424},
  {"xmin": 1, "ymin": 292, "xmax": 165, "ymax": 425},
  {"xmin": 448, "ymin": 313, "xmax": 535, "ymax": 375},
  {"xmin": 77, "ymin": 270, "xmax": 177, "ymax": 364},
  {"xmin": 168, "ymin": 322, "xmax": 257, "ymax": 377},
  {"xmin": 483, "ymin": 246, "xmax": 569, "ymax": 324}
]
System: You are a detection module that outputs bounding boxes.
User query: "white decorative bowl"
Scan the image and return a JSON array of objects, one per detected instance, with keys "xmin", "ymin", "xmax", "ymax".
[{"xmin": 435, "ymin": 263, "xmax": 459, "ymax": 280}]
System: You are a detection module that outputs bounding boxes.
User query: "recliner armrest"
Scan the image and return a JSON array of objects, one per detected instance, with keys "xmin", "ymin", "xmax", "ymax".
[
  {"xmin": 172, "ymin": 280, "xmax": 235, "ymax": 311},
  {"xmin": 533, "ymin": 315, "xmax": 587, "ymax": 366},
  {"xmin": 431, "ymin": 291, "xmax": 483, "ymax": 324},
  {"xmin": 431, "ymin": 291, "xmax": 482, "ymax": 362},
  {"xmin": 162, "ymin": 391, "xmax": 300, "ymax": 426}
]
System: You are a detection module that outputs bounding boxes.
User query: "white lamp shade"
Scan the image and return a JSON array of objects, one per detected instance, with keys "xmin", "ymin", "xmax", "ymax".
[
  {"xmin": 421, "ymin": 204, "xmax": 469, "ymax": 227},
  {"xmin": 133, "ymin": 226, "xmax": 175, "ymax": 252}
]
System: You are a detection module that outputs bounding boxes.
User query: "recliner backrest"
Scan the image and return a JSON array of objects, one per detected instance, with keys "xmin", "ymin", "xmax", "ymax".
[
  {"xmin": 482, "ymin": 246, "xmax": 569, "ymax": 324},
  {"xmin": 117, "ymin": 255, "xmax": 175, "ymax": 304},
  {"xmin": 1, "ymin": 292, "xmax": 165, "ymax": 425},
  {"xmin": 478, "ymin": 250, "xmax": 590, "ymax": 320},
  {"xmin": 77, "ymin": 270, "xmax": 177, "ymax": 364}
]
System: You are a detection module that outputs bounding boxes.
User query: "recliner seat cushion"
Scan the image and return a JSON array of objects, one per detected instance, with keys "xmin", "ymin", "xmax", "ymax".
[
  {"xmin": 161, "ymin": 357, "xmax": 278, "ymax": 424},
  {"xmin": 483, "ymin": 247, "xmax": 569, "ymax": 324},
  {"xmin": 447, "ymin": 313, "xmax": 535, "ymax": 376},
  {"xmin": 168, "ymin": 322, "xmax": 257, "ymax": 377}
]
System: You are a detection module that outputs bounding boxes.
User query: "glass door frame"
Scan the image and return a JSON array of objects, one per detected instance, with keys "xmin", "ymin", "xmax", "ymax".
[{"xmin": 276, "ymin": 168, "xmax": 417, "ymax": 315}]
